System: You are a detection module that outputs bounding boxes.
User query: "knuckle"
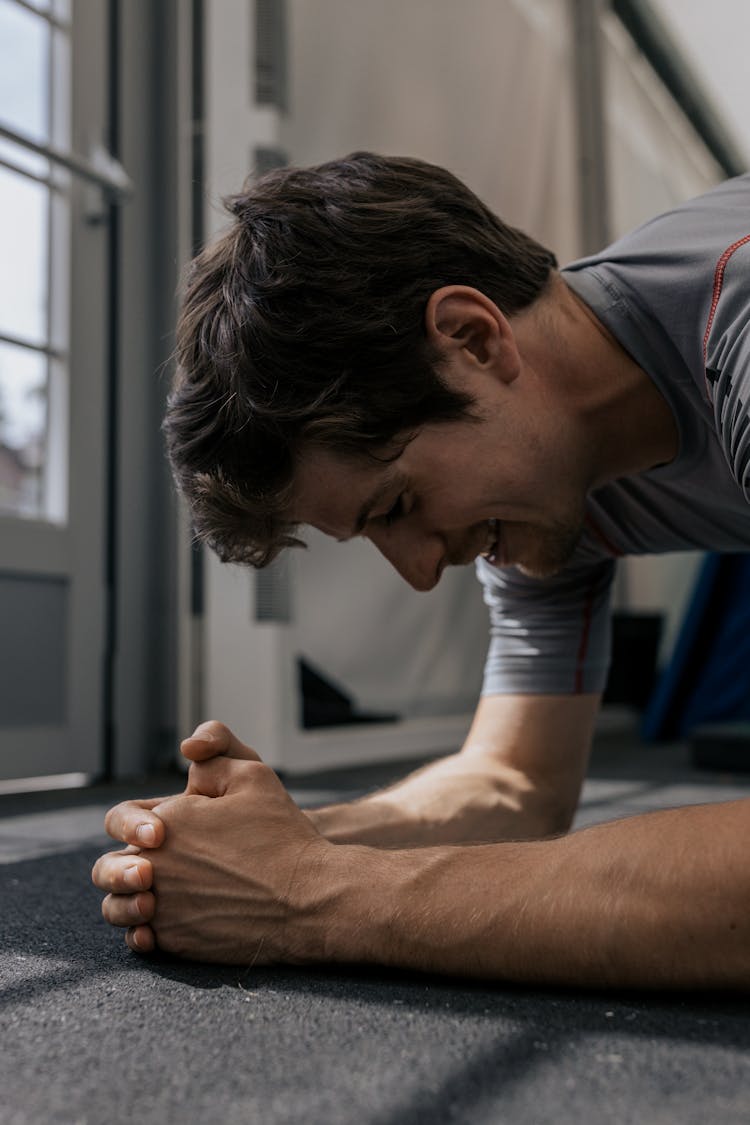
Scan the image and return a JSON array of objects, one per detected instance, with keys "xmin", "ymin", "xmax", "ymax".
[
  {"xmin": 134, "ymin": 860, "xmax": 153, "ymax": 889},
  {"xmin": 135, "ymin": 891, "xmax": 154, "ymax": 916},
  {"xmin": 104, "ymin": 802, "xmax": 138, "ymax": 842},
  {"xmin": 198, "ymin": 719, "xmax": 228, "ymax": 744},
  {"xmin": 103, "ymin": 805, "xmax": 120, "ymax": 837},
  {"xmin": 92, "ymin": 853, "xmax": 117, "ymax": 889},
  {"xmin": 246, "ymin": 759, "xmax": 275, "ymax": 785},
  {"xmin": 128, "ymin": 925, "xmax": 153, "ymax": 953},
  {"xmin": 187, "ymin": 761, "xmax": 204, "ymax": 789}
]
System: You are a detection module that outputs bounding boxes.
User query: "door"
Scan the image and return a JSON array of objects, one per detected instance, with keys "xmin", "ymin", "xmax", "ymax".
[{"xmin": 0, "ymin": 0, "xmax": 114, "ymax": 782}]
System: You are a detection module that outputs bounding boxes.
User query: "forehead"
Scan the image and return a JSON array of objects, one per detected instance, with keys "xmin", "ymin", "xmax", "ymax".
[{"xmin": 290, "ymin": 446, "xmax": 400, "ymax": 537}]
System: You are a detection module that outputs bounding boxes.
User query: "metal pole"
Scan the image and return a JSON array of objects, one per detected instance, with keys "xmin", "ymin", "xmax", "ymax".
[{"xmin": 569, "ymin": 0, "xmax": 611, "ymax": 254}]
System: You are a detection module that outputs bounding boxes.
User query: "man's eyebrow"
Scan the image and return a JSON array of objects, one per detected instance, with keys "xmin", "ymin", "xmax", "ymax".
[{"xmin": 338, "ymin": 478, "xmax": 395, "ymax": 541}]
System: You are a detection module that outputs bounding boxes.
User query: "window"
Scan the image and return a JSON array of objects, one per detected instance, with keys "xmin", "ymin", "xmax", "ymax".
[{"xmin": 0, "ymin": 0, "xmax": 71, "ymax": 522}]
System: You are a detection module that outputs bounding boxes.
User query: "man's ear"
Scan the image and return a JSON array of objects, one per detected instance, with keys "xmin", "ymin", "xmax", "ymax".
[{"xmin": 425, "ymin": 285, "xmax": 520, "ymax": 383}]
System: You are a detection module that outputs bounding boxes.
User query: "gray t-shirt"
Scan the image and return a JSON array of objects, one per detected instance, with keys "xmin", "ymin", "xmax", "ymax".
[{"xmin": 479, "ymin": 173, "xmax": 750, "ymax": 696}]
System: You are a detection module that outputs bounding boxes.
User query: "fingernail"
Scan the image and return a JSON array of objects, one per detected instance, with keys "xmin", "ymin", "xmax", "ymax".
[
  {"xmin": 124, "ymin": 864, "xmax": 143, "ymax": 889},
  {"xmin": 131, "ymin": 928, "xmax": 143, "ymax": 950},
  {"xmin": 136, "ymin": 823, "xmax": 156, "ymax": 846}
]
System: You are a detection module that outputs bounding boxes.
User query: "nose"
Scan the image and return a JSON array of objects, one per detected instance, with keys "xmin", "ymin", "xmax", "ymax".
[{"xmin": 365, "ymin": 523, "xmax": 444, "ymax": 592}]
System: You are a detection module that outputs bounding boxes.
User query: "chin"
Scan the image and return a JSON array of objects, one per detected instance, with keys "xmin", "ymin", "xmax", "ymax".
[
  {"xmin": 515, "ymin": 559, "xmax": 566, "ymax": 580},
  {"xmin": 509, "ymin": 521, "xmax": 583, "ymax": 579}
]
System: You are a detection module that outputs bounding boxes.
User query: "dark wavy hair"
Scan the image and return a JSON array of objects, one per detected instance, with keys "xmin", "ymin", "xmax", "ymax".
[{"xmin": 164, "ymin": 151, "xmax": 557, "ymax": 565}]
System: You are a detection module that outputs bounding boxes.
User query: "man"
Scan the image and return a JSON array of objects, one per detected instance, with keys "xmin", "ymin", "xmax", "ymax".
[{"xmin": 92, "ymin": 153, "xmax": 750, "ymax": 987}]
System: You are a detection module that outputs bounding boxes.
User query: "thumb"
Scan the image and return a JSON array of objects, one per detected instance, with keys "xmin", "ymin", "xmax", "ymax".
[
  {"xmin": 183, "ymin": 755, "xmax": 267, "ymax": 799},
  {"xmin": 180, "ymin": 720, "xmax": 263, "ymax": 764}
]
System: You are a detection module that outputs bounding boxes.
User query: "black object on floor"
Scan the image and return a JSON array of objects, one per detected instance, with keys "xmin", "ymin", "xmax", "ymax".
[
  {"xmin": 603, "ymin": 611, "xmax": 663, "ymax": 710},
  {"xmin": 299, "ymin": 656, "xmax": 399, "ymax": 728},
  {"xmin": 690, "ymin": 720, "xmax": 750, "ymax": 771}
]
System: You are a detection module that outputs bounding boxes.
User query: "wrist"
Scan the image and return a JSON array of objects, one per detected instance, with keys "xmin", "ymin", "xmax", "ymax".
[
  {"xmin": 301, "ymin": 841, "xmax": 418, "ymax": 965},
  {"xmin": 305, "ymin": 793, "xmax": 423, "ymax": 847},
  {"xmin": 310, "ymin": 842, "xmax": 469, "ymax": 971}
]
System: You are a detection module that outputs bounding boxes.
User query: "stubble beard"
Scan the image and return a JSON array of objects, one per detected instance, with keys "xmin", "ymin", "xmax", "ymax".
[
  {"xmin": 509, "ymin": 516, "xmax": 585, "ymax": 579},
  {"xmin": 455, "ymin": 508, "xmax": 586, "ymax": 577}
]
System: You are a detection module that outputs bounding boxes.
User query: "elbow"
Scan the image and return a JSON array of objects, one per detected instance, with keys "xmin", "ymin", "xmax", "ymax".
[{"xmin": 520, "ymin": 783, "xmax": 579, "ymax": 839}]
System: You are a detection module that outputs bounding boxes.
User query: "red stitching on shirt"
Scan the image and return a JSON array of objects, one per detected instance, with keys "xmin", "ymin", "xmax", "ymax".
[
  {"xmin": 703, "ymin": 233, "xmax": 750, "ymax": 400},
  {"xmin": 574, "ymin": 583, "xmax": 596, "ymax": 693}
]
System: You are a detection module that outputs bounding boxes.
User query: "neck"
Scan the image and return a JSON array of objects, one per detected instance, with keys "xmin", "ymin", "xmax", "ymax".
[{"xmin": 515, "ymin": 274, "xmax": 679, "ymax": 487}]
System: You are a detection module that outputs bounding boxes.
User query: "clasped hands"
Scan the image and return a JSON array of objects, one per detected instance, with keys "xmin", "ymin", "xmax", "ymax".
[{"xmin": 91, "ymin": 722, "xmax": 334, "ymax": 965}]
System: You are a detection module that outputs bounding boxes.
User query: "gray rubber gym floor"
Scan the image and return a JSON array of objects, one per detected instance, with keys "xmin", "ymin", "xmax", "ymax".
[{"xmin": 2, "ymin": 724, "xmax": 749, "ymax": 1125}]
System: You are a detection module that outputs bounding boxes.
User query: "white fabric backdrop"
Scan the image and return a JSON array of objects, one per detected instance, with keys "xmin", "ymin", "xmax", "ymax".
[
  {"xmin": 202, "ymin": 0, "xmax": 731, "ymax": 719},
  {"xmin": 279, "ymin": 0, "xmax": 581, "ymax": 716},
  {"xmin": 279, "ymin": 1, "xmax": 728, "ymax": 713}
]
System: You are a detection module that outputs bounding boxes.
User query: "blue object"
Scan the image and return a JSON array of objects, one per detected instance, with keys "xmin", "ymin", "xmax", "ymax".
[{"xmin": 642, "ymin": 553, "xmax": 750, "ymax": 740}]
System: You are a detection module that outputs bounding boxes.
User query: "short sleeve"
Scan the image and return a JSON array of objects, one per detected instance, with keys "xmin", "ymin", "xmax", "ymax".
[{"xmin": 477, "ymin": 555, "xmax": 616, "ymax": 696}]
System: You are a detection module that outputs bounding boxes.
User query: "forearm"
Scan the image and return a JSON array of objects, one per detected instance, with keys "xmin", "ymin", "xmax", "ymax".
[
  {"xmin": 309, "ymin": 693, "xmax": 599, "ymax": 847},
  {"xmin": 309, "ymin": 751, "xmax": 557, "ymax": 847},
  {"xmin": 322, "ymin": 800, "xmax": 750, "ymax": 989}
]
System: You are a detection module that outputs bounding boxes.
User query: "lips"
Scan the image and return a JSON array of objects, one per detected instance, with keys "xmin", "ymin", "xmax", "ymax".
[{"xmin": 479, "ymin": 518, "xmax": 500, "ymax": 565}]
